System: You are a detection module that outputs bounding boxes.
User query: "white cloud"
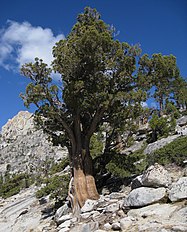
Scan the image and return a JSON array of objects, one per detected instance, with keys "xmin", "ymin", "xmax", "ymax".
[{"xmin": 0, "ymin": 20, "xmax": 65, "ymax": 71}]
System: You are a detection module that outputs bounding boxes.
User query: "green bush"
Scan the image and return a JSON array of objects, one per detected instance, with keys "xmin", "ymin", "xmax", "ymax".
[
  {"xmin": 149, "ymin": 113, "xmax": 169, "ymax": 142},
  {"xmin": 0, "ymin": 173, "xmax": 33, "ymax": 198},
  {"xmin": 0, "ymin": 157, "xmax": 70, "ymax": 199},
  {"xmin": 147, "ymin": 136, "xmax": 187, "ymax": 166},
  {"xmin": 106, "ymin": 150, "xmax": 147, "ymax": 178},
  {"xmin": 36, "ymin": 174, "xmax": 70, "ymax": 200},
  {"xmin": 169, "ymin": 116, "xmax": 176, "ymax": 133}
]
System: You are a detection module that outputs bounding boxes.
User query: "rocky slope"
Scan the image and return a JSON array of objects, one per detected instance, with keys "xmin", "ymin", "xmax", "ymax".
[
  {"xmin": 0, "ymin": 164, "xmax": 186, "ymax": 232},
  {"xmin": 0, "ymin": 111, "xmax": 187, "ymax": 232},
  {"xmin": 0, "ymin": 111, "xmax": 68, "ymax": 175}
]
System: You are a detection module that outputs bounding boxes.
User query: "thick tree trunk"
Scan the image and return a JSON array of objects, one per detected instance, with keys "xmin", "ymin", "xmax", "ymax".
[
  {"xmin": 69, "ymin": 142, "xmax": 99, "ymax": 212},
  {"xmin": 67, "ymin": 110, "xmax": 104, "ymax": 213},
  {"xmin": 83, "ymin": 147, "xmax": 100, "ymax": 200}
]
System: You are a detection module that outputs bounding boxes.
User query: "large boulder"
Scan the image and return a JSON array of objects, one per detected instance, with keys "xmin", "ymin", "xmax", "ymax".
[
  {"xmin": 168, "ymin": 177, "xmax": 187, "ymax": 202},
  {"xmin": 128, "ymin": 203, "xmax": 178, "ymax": 219},
  {"xmin": 124, "ymin": 187, "xmax": 167, "ymax": 207},
  {"xmin": 131, "ymin": 164, "xmax": 172, "ymax": 189}
]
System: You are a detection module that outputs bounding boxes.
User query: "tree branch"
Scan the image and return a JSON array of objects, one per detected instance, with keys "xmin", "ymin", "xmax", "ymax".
[{"xmin": 86, "ymin": 107, "xmax": 106, "ymax": 140}]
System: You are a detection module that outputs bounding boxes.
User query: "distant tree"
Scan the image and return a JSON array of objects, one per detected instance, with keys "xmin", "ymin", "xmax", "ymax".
[
  {"xmin": 21, "ymin": 7, "xmax": 143, "ymax": 211},
  {"xmin": 138, "ymin": 53, "xmax": 180, "ymax": 115},
  {"xmin": 165, "ymin": 100, "xmax": 180, "ymax": 119},
  {"xmin": 172, "ymin": 76, "xmax": 187, "ymax": 110},
  {"xmin": 149, "ymin": 112, "xmax": 169, "ymax": 142}
]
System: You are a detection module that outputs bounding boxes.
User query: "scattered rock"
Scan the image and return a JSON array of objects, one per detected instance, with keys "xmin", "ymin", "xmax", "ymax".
[
  {"xmin": 103, "ymin": 222, "xmax": 112, "ymax": 230},
  {"xmin": 131, "ymin": 174, "xmax": 143, "ymax": 189},
  {"xmin": 59, "ymin": 227, "xmax": 70, "ymax": 232},
  {"xmin": 105, "ymin": 202, "xmax": 120, "ymax": 213},
  {"xmin": 120, "ymin": 216, "xmax": 134, "ymax": 230},
  {"xmin": 57, "ymin": 214, "xmax": 72, "ymax": 225},
  {"xmin": 80, "ymin": 210, "xmax": 100, "ymax": 219},
  {"xmin": 55, "ymin": 203, "xmax": 70, "ymax": 223},
  {"xmin": 70, "ymin": 222, "xmax": 99, "ymax": 232},
  {"xmin": 111, "ymin": 222, "xmax": 121, "ymax": 231},
  {"xmin": 81, "ymin": 199, "xmax": 98, "ymax": 213},
  {"xmin": 58, "ymin": 219, "xmax": 71, "ymax": 228},
  {"xmin": 109, "ymin": 192, "xmax": 126, "ymax": 199}
]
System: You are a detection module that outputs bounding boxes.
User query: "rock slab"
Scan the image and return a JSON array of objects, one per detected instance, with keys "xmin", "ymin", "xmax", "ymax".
[{"xmin": 125, "ymin": 187, "xmax": 167, "ymax": 207}]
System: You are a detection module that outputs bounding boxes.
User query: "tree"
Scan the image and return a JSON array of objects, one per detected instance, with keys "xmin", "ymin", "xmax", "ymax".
[
  {"xmin": 149, "ymin": 112, "xmax": 169, "ymax": 142},
  {"xmin": 20, "ymin": 7, "xmax": 142, "ymax": 210},
  {"xmin": 172, "ymin": 76, "xmax": 187, "ymax": 110},
  {"xmin": 138, "ymin": 53, "xmax": 180, "ymax": 115}
]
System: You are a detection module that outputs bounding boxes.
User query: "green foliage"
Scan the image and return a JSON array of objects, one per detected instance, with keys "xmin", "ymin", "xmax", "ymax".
[
  {"xmin": 149, "ymin": 113, "xmax": 169, "ymax": 141},
  {"xmin": 36, "ymin": 174, "xmax": 70, "ymax": 200},
  {"xmin": 126, "ymin": 135, "xmax": 135, "ymax": 148},
  {"xmin": 169, "ymin": 116, "xmax": 177, "ymax": 133},
  {"xmin": 33, "ymin": 158, "xmax": 70, "ymax": 201},
  {"xmin": 165, "ymin": 101, "xmax": 180, "ymax": 118},
  {"xmin": 90, "ymin": 133, "xmax": 104, "ymax": 158},
  {"xmin": 0, "ymin": 173, "xmax": 33, "ymax": 198},
  {"xmin": 20, "ymin": 7, "xmax": 144, "ymax": 162},
  {"xmin": 106, "ymin": 150, "xmax": 147, "ymax": 178},
  {"xmin": 0, "ymin": 157, "xmax": 70, "ymax": 199},
  {"xmin": 172, "ymin": 76, "xmax": 187, "ymax": 109},
  {"xmin": 147, "ymin": 136, "xmax": 187, "ymax": 166}
]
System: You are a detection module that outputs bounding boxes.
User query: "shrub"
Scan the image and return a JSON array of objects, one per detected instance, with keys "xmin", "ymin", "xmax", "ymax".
[
  {"xmin": 36, "ymin": 174, "xmax": 70, "ymax": 200},
  {"xmin": 147, "ymin": 136, "xmax": 187, "ymax": 166},
  {"xmin": 149, "ymin": 113, "xmax": 169, "ymax": 142},
  {"xmin": 106, "ymin": 150, "xmax": 147, "ymax": 178},
  {"xmin": 0, "ymin": 173, "xmax": 33, "ymax": 198}
]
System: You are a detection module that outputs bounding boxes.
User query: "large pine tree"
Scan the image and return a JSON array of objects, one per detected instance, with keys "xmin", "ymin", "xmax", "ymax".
[{"xmin": 21, "ymin": 7, "xmax": 143, "ymax": 211}]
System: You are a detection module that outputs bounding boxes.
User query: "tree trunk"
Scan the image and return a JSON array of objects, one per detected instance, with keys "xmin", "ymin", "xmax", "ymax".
[
  {"xmin": 83, "ymin": 145, "xmax": 100, "ymax": 200},
  {"xmin": 159, "ymin": 99, "xmax": 163, "ymax": 116},
  {"xmin": 69, "ymin": 142, "xmax": 99, "ymax": 213}
]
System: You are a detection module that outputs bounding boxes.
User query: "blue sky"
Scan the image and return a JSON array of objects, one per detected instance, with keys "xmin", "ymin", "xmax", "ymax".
[{"xmin": 0, "ymin": 0, "xmax": 187, "ymax": 129}]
